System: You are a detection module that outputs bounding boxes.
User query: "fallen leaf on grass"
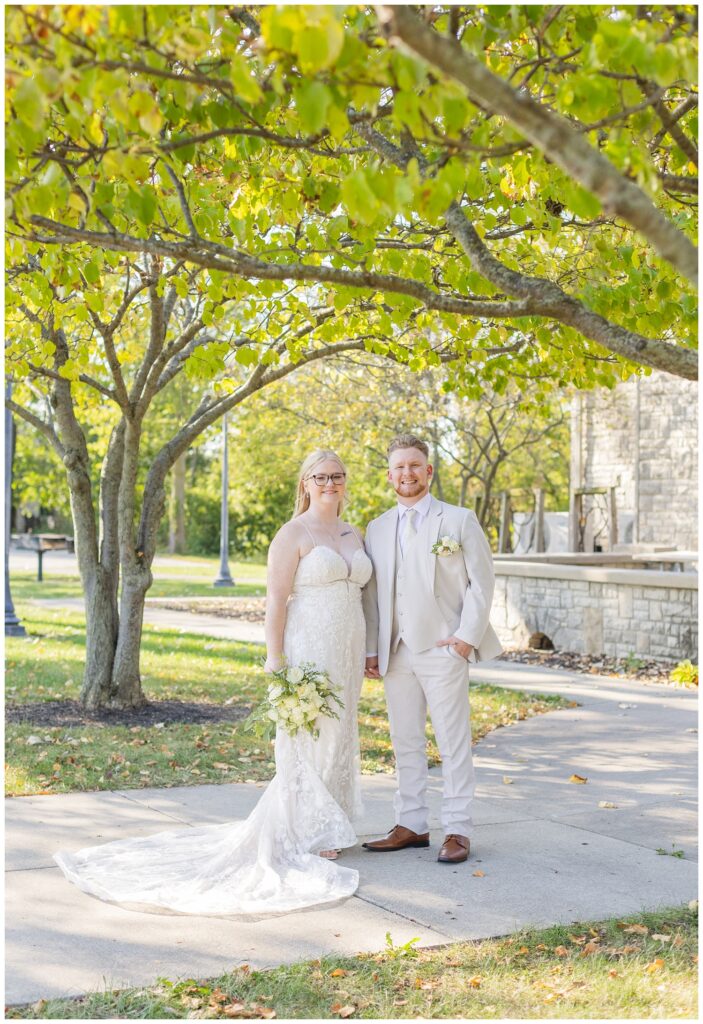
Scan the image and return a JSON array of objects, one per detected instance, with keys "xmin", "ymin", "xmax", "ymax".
[
  {"xmin": 568, "ymin": 774, "xmax": 588, "ymax": 784},
  {"xmin": 579, "ymin": 941, "xmax": 600, "ymax": 956},
  {"xmin": 645, "ymin": 958, "xmax": 665, "ymax": 973},
  {"xmin": 213, "ymin": 762, "xmax": 231, "ymax": 770},
  {"xmin": 623, "ymin": 924, "xmax": 649, "ymax": 935},
  {"xmin": 608, "ymin": 969, "xmax": 619, "ymax": 978},
  {"xmin": 26, "ymin": 736, "xmax": 44, "ymax": 745},
  {"xmin": 467, "ymin": 975, "xmax": 482, "ymax": 988},
  {"xmin": 651, "ymin": 933, "xmax": 672, "ymax": 942},
  {"xmin": 553, "ymin": 945, "xmax": 569, "ymax": 957},
  {"xmin": 329, "ymin": 968, "xmax": 347, "ymax": 977},
  {"xmin": 330, "ymin": 1004, "xmax": 355, "ymax": 1018}
]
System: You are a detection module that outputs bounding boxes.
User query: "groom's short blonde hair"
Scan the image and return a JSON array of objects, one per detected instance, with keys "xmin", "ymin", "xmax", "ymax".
[{"xmin": 387, "ymin": 434, "xmax": 430, "ymax": 460}]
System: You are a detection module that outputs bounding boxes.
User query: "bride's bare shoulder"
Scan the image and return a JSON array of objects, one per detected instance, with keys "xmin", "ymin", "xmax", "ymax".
[{"xmin": 270, "ymin": 518, "xmax": 308, "ymax": 551}]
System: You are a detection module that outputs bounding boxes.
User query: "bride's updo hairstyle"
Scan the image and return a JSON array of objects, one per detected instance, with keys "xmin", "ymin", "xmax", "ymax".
[{"xmin": 293, "ymin": 449, "xmax": 347, "ymax": 518}]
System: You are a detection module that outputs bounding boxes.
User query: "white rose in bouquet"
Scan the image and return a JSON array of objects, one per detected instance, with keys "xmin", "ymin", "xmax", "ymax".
[{"xmin": 286, "ymin": 666, "xmax": 305, "ymax": 684}]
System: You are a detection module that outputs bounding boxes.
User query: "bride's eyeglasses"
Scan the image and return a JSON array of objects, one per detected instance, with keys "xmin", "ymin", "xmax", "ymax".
[{"xmin": 307, "ymin": 472, "xmax": 346, "ymax": 486}]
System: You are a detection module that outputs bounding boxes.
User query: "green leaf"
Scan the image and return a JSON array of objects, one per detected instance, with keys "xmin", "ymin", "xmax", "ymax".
[
  {"xmin": 293, "ymin": 80, "xmax": 332, "ymax": 135},
  {"xmin": 296, "ymin": 19, "xmax": 344, "ymax": 73},
  {"xmin": 564, "ymin": 184, "xmax": 601, "ymax": 219},
  {"xmin": 235, "ymin": 346, "xmax": 259, "ymax": 367},
  {"xmin": 229, "ymin": 52, "xmax": 264, "ymax": 105},
  {"xmin": 340, "ymin": 169, "xmax": 379, "ymax": 225},
  {"xmin": 12, "ymin": 78, "xmax": 46, "ymax": 131}
]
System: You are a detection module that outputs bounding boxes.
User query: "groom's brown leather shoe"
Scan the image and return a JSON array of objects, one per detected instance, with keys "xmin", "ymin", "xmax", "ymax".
[
  {"xmin": 437, "ymin": 834, "xmax": 470, "ymax": 863},
  {"xmin": 362, "ymin": 825, "xmax": 430, "ymax": 852}
]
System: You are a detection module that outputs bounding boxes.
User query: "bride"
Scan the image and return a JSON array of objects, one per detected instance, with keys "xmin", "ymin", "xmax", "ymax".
[{"xmin": 54, "ymin": 449, "xmax": 373, "ymax": 915}]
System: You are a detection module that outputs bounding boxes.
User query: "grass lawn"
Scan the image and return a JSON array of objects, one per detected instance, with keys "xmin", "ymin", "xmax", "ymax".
[
  {"xmin": 7, "ymin": 905, "xmax": 697, "ymax": 1019},
  {"xmin": 5, "ymin": 603, "xmax": 570, "ymax": 797},
  {"xmin": 9, "ymin": 568, "xmax": 266, "ymax": 602}
]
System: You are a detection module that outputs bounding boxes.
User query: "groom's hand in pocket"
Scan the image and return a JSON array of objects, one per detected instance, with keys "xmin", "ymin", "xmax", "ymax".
[
  {"xmin": 436, "ymin": 636, "xmax": 473, "ymax": 660},
  {"xmin": 365, "ymin": 656, "xmax": 381, "ymax": 679}
]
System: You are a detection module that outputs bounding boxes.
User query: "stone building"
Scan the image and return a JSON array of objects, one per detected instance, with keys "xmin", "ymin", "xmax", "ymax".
[
  {"xmin": 570, "ymin": 370, "xmax": 698, "ymax": 551},
  {"xmin": 491, "ymin": 371, "xmax": 698, "ymax": 662}
]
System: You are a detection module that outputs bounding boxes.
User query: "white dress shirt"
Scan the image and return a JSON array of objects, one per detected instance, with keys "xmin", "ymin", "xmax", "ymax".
[{"xmin": 397, "ymin": 492, "xmax": 433, "ymax": 555}]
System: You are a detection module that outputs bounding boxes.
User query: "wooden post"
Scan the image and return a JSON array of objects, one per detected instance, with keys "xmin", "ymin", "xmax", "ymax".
[
  {"xmin": 534, "ymin": 487, "xmax": 545, "ymax": 552},
  {"xmin": 609, "ymin": 486, "xmax": 618, "ymax": 550},
  {"xmin": 498, "ymin": 491, "xmax": 512, "ymax": 553}
]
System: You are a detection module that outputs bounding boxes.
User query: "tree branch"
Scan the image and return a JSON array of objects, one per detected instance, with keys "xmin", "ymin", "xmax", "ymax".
[
  {"xmin": 355, "ymin": 121, "xmax": 698, "ymax": 380},
  {"xmin": 6, "ymin": 397, "xmax": 65, "ymax": 457},
  {"xmin": 378, "ymin": 4, "xmax": 698, "ymax": 287}
]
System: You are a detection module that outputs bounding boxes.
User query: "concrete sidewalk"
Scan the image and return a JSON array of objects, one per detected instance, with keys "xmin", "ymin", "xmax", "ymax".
[{"xmin": 5, "ymin": 657, "xmax": 697, "ymax": 1006}]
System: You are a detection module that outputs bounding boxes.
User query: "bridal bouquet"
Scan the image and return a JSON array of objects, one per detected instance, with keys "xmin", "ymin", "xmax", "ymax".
[{"xmin": 245, "ymin": 663, "xmax": 343, "ymax": 741}]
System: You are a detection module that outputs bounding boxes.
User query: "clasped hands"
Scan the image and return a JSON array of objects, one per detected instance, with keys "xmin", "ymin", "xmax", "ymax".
[{"xmin": 364, "ymin": 635, "xmax": 473, "ymax": 678}]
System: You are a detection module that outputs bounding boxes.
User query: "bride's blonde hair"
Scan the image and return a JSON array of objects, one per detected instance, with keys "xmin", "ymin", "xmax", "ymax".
[{"xmin": 293, "ymin": 449, "xmax": 347, "ymax": 518}]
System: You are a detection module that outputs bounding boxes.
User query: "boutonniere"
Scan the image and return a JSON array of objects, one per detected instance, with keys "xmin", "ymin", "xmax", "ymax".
[{"xmin": 432, "ymin": 536, "xmax": 461, "ymax": 556}]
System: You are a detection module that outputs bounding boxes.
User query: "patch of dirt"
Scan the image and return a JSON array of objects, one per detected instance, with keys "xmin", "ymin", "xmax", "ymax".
[
  {"xmin": 6, "ymin": 699, "xmax": 251, "ymax": 728},
  {"xmin": 147, "ymin": 597, "xmax": 265, "ymax": 622},
  {"xmin": 499, "ymin": 648, "xmax": 676, "ymax": 684}
]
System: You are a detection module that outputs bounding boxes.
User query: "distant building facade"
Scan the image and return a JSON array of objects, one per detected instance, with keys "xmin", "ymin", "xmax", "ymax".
[{"xmin": 570, "ymin": 370, "xmax": 698, "ymax": 551}]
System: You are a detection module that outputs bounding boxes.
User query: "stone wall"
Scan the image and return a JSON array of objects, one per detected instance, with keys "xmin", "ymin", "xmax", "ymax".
[
  {"xmin": 492, "ymin": 563, "xmax": 698, "ymax": 661},
  {"xmin": 571, "ymin": 371, "xmax": 698, "ymax": 550}
]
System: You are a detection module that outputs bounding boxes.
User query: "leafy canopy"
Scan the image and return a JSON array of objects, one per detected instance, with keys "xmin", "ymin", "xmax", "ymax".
[{"xmin": 5, "ymin": 4, "xmax": 698, "ymax": 403}]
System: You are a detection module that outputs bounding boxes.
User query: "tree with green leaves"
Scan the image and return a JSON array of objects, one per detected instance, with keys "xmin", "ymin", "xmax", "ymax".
[{"xmin": 5, "ymin": 4, "xmax": 697, "ymax": 707}]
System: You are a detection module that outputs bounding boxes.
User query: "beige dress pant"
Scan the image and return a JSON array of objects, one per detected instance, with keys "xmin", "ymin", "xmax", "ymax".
[{"xmin": 384, "ymin": 640, "xmax": 475, "ymax": 837}]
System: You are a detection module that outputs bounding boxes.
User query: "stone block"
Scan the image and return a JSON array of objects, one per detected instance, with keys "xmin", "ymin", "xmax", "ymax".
[
  {"xmin": 635, "ymin": 632, "xmax": 651, "ymax": 654},
  {"xmin": 583, "ymin": 606, "xmax": 603, "ymax": 655}
]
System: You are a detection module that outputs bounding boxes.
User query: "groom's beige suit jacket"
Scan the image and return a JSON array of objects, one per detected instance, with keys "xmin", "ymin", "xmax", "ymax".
[{"xmin": 363, "ymin": 495, "xmax": 503, "ymax": 676}]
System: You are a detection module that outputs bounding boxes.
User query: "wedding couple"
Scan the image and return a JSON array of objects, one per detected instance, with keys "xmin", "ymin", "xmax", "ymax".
[{"xmin": 54, "ymin": 435, "xmax": 502, "ymax": 916}]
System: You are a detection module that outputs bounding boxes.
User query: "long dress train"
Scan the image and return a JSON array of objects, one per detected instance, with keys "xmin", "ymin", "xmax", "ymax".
[{"xmin": 53, "ymin": 545, "xmax": 372, "ymax": 916}]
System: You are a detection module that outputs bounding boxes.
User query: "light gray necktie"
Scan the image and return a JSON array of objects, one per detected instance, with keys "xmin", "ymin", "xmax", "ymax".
[{"xmin": 404, "ymin": 508, "xmax": 417, "ymax": 546}]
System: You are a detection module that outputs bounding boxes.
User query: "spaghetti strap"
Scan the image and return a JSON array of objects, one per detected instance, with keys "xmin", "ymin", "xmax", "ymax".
[
  {"xmin": 347, "ymin": 524, "xmax": 364, "ymax": 550},
  {"xmin": 300, "ymin": 520, "xmax": 317, "ymax": 547}
]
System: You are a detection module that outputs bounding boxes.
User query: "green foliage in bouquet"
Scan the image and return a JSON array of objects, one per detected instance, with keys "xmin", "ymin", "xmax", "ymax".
[{"xmin": 244, "ymin": 663, "xmax": 344, "ymax": 742}]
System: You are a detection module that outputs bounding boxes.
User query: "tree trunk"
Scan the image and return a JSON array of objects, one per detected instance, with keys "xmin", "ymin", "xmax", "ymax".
[
  {"xmin": 81, "ymin": 565, "xmax": 120, "ymax": 708},
  {"xmin": 109, "ymin": 568, "xmax": 152, "ymax": 708},
  {"xmin": 168, "ymin": 451, "xmax": 187, "ymax": 553}
]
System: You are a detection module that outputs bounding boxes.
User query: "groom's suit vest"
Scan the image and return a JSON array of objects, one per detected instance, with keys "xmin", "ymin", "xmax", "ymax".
[{"xmin": 391, "ymin": 520, "xmax": 416, "ymax": 652}]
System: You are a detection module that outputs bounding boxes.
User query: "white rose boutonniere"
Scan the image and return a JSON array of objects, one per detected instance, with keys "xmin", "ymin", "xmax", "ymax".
[{"xmin": 432, "ymin": 535, "xmax": 461, "ymax": 556}]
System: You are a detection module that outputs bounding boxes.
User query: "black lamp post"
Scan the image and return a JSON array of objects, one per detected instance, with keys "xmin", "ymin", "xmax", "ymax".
[
  {"xmin": 5, "ymin": 382, "xmax": 26, "ymax": 636},
  {"xmin": 213, "ymin": 411, "xmax": 235, "ymax": 587}
]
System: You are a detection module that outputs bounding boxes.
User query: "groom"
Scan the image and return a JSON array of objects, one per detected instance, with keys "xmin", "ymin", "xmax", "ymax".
[{"xmin": 362, "ymin": 434, "xmax": 503, "ymax": 864}]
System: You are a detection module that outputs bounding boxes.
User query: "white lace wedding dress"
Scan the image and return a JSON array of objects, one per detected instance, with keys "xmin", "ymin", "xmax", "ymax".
[{"xmin": 53, "ymin": 544, "xmax": 373, "ymax": 916}]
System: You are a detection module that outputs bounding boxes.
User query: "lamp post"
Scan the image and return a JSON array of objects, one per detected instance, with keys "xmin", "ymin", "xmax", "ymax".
[
  {"xmin": 213, "ymin": 411, "xmax": 235, "ymax": 587},
  {"xmin": 5, "ymin": 382, "xmax": 26, "ymax": 636}
]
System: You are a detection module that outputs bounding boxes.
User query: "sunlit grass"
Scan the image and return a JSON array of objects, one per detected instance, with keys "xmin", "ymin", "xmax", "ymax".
[
  {"xmin": 9, "ymin": 570, "xmax": 265, "ymax": 602},
  {"xmin": 6, "ymin": 604, "xmax": 570, "ymax": 796},
  {"xmin": 7, "ymin": 905, "xmax": 697, "ymax": 1019}
]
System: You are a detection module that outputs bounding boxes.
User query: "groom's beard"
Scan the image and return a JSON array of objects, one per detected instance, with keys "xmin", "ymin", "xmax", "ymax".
[{"xmin": 394, "ymin": 480, "xmax": 428, "ymax": 498}]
